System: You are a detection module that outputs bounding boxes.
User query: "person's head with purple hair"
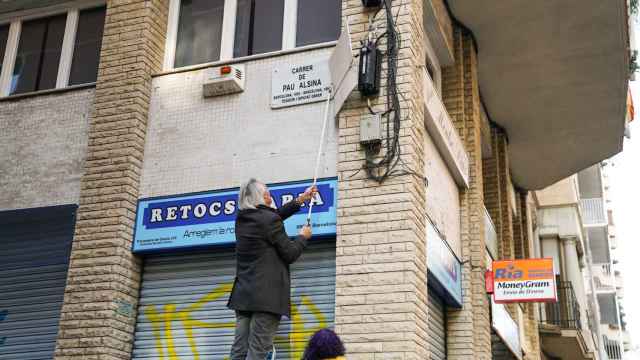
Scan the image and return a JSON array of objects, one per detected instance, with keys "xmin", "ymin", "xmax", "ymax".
[{"xmin": 302, "ymin": 328, "xmax": 346, "ymax": 360}]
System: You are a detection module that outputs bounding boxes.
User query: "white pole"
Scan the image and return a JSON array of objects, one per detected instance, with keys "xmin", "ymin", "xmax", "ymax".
[{"xmin": 307, "ymin": 87, "xmax": 333, "ymax": 225}]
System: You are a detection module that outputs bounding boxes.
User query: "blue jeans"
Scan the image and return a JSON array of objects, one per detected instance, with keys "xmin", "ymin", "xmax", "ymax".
[{"xmin": 230, "ymin": 311, "xmax": 281, "ymax": 360}]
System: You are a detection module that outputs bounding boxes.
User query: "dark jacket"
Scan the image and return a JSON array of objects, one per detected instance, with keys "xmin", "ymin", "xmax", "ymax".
[{"xmin": 227, "ymin": 201, "xmax": 307, "ymax": 317}]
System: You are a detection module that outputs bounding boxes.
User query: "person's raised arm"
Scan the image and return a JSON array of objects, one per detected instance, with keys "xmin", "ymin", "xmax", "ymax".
[
  {"xmin": 276, "ymin": 185, "xmax": 317, "ymax": 220},
  {"xmin": 265, "ymin": 220, "xmax": 311, "ymax": 264}
]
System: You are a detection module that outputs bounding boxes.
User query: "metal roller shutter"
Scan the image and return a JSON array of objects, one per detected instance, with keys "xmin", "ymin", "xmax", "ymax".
[
  {"xmin": 0, "ymin": 205, "xmax": 76, "ymax": 360},
  {"xmin": 132, "ymin": 240, "xmax": 336, "ymax": 360},
  {"xmin": 428, "ymin": 290, "xmax": 447, "ymax": 360}
]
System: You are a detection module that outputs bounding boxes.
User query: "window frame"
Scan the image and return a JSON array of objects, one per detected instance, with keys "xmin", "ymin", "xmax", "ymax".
[
  {"xmin": 424, "ymin": 34, "xmax": 442, "ymax": 96},
  {"xmin": 164, "ymin": 0, "xmax": 338, "ymax": 71},
  {"xmin": 0, "ymin": 0, "xmax": 105, "ymax": 97}
]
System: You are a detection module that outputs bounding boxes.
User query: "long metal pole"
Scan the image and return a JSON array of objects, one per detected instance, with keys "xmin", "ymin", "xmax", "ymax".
[{"xmin": 307, "ymin": 87, "xmax": 333, "ymax": 225}]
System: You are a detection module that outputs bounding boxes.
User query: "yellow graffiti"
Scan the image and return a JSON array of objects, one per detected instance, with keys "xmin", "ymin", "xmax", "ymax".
[
  {"xmin": 144, "ymin": 283, "xmax": 236, "ymax": 360},
  {"xmin": 143, "ymin": 284, "xmax": 328, "ymax": 360},
  {"xmin": 275, "ymin": 296, "xmax": 328, "ymax": 359}
]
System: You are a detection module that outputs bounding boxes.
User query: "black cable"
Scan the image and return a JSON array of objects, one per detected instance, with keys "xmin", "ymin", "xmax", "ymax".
[{"xmin": 363, "ymin": 0, "xmax": 407, "ymax": 183}]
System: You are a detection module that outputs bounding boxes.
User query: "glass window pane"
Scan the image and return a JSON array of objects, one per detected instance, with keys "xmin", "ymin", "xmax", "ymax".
[
  {"xmin": 175, "ymin": 0, "xmax": 225, "ymax": 68},
  {"xmin": 234, "ymin": 0, "xmax": 284, "ymax": 58},
  {"xmin": 233, "ymin": 0, "xmax": 252, "ymax": 57},
  {"xmin": 69, "ymin": 6, "xmax": 106, "ymax": 85},
  {"xmin": 0, "ymin": 25, "xmax": 9, "ymax": 77},
  {"xmin": 296, "ymin": 0, "xmax": 340, "ymax": 47},
  {"xmin": 11, "ymin": 20, "xmax": 46, "ymax": 94},
  {"xmin": 38, "ymin": 15, "xmax": 66, "ymax": 90},
  {"xmin": 11, "ymin": 14, "xmax": 66, "ymax": 95}
]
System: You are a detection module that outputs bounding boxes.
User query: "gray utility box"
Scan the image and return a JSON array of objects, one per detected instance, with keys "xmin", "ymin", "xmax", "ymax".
[{"xmin": 360, "ymin": 113, "xmax": 382, "ymax": 145}]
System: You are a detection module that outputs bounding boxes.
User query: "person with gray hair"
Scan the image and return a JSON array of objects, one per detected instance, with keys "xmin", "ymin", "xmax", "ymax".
[{"xmin": 227, "ymin": 178, "xmax": 316, "ymax": 359}]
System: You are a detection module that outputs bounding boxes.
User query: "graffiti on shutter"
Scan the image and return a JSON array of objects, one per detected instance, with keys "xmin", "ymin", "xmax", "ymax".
[
  {"xmin": 140, "ymin": 284, "xmax": 329, "ymax": 360},
  {"xmin": 133, "ymin": 242, "xmax": 336, "ymax": 360}
]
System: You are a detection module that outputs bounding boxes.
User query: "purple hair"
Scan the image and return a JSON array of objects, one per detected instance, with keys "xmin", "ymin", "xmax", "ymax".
[{"xmin": 302, "ymin": 328, "xmax": 346, "ymax": 360}]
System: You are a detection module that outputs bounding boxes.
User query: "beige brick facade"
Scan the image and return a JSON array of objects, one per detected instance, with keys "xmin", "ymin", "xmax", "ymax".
[
  {"xmin": 54, "ymin": 1, "xmax": 168, "ymax": 358},
  {"xmin": 334, "ymin": 0, "xmax": 430, "ymax": 358},
  {"xmin": 440, "ymin": 27, "xmax": 492, "ymax": 360},
  {"xmin": 482, "ymin": 122, "xmax": 542, "ymax": 360}
]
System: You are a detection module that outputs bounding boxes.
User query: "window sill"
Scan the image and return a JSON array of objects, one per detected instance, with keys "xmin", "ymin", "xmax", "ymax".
[
  {"xmin": 0, "ymin": 82, "xmax": 96, "ymax": 102},
  {"xmin": 155, "ymin": 41, "xmax": 338, "ymax": 78}
]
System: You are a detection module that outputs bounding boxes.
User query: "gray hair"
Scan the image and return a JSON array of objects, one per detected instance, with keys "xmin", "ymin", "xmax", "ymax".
[{"xmin": 238, "ymin": 178, "xmax": 267, "ymax": 210}]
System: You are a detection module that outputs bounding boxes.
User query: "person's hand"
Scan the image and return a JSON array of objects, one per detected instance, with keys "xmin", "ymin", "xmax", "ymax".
[
  {"xmin": 297, "ymin": 185, "xmax": 318, "ymax": 204},
  {"xmin": 299, "ymin": 225, "xmax": 312, "ymax": 240}
]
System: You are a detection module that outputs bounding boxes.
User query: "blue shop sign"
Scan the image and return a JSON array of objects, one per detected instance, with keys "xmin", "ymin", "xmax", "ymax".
[
  {"xmin": 427, "ymin": 220, "xmax": 463, "ymax": 307},
  {"xmin": 133, "ymin": 178, "xmax": 337, "ymax": 253}
]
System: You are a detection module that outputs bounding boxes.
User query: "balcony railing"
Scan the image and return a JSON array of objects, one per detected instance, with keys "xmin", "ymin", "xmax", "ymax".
[
  {"xmin": 604, "ymin": 336, "xmax": 623, "ymax": 359},
  {"xmin": 541, "ymin": 280, "xmax": 582, "ymax": 329},
  {"xmin": 581, "ymin": 198, "xmax": 607, "ymax": 226}
]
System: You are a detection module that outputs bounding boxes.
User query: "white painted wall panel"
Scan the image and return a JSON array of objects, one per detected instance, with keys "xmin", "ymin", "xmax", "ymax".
[
  {"xmin": 141, "ymin": 49, "xmax": 338, "ymax": 198},
  {"xmin": 425, "ymin": 131, "xmax": 461, "ymax": 258}
]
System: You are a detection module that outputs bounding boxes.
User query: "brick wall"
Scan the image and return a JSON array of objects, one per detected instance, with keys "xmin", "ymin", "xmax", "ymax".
[
  {"xmin": 513, "ymin": 194, "xmax": 526, "ymax": 260},
  {"xmin": 483, "ymin": 126, "xmax": 503, "ymax": 252},
  {"xmin": 54, "ymin": 1, "xmax": 168, "ymax": 359},
  {"xmin": 0, "ymin": 88, "xmax": 94, "ymax": 211},
  {"xmin": 496, "ymin": 131, "xmax": 515, "ymax": 261},
  {"xmin": 441, "ymin": 27, "xmax": 491, "ymax": 360},
  {"xmin": 483, "ymin": 124, "xmax": 543, "ymax": 359},
  {"xmin": 334, "ymin": 0, "xmax": 430, "ymax": 358}
]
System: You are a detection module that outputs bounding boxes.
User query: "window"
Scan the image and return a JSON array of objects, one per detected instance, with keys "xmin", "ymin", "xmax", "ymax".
[
  {"xmin": 175, "ymin": 0, "xmax": 225, "ymax": 68},
  {"xmin": 588, "ymin": 226, "xmax": 610, "ymax": 264},
  {"xmin": 11, "ymin": 14, "xmax": 66, "ymax": 94},
  {"xmin": 0, "ymin": 25, "xmax": 9, "ymax": 77},
  {"xmin": 234, "ymin": 0, "xmax": 284, "ymax": 57},
  {"xmin": 69, "ymin": 6, "xmax": 106, "ymax": 85},
  {"xmin": 296, "ymin": 0, "xmax": 341, "ymax": 47},
  {"xmin": 0, "ymin": 4, "xmax": 106, "ymax": 97},
  {"xmin": 169, "ymin": 0, "xmax": 341, "ymax": 69},
  {"xmin": 598, "ymin": 293, "xmax": 618, "ymax": 325}
]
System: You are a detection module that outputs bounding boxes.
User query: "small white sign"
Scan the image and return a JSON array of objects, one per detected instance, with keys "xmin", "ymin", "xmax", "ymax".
[{"xmin": 271, "ymin": 58, "xmax": 331, "ymax": 108}]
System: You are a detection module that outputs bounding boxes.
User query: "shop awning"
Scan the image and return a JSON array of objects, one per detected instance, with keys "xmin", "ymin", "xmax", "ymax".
[{"xmin": 448, "ymin": 1, "xmax": 629, "ymax": 189}]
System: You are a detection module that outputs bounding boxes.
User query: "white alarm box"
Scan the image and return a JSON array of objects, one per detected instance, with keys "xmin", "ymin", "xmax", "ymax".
[{"xmin": 203, "ymin": 64, "xmax": 245, "ymax": 97}]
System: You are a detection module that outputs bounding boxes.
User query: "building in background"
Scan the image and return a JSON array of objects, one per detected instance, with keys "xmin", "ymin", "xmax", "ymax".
[
  {"xmin": 535, "ymin": 176, "xmax": 602, "ymax": 360},
  {"xmin": 0, "ymin": 1, "xmax": 632, "ymax": 359},
  {"xmin": 578, "ymin": 161, "xmax": 633, "ymax": 360}
]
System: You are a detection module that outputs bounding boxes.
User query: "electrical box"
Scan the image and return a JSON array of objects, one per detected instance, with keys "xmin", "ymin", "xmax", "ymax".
[
  {"xmin": 360, "ymin": 113, "xmax": 382, "ymax": 145},
  {"xmin": 362, "ymin": 0, "xmax": 382, "ymax": 7},
  {"xmin": 203, "ymin": 64, "xmax": 245, "ymax": 97},
  {"xmin": 358, "ymin": 42, "xmax": 381, "ymax": 96}
]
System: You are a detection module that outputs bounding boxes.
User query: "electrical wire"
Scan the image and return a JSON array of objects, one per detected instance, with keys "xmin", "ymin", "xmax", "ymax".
[{"xmin": 362, "ymin": 0, "xmax": 419, "ymax": 184}]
